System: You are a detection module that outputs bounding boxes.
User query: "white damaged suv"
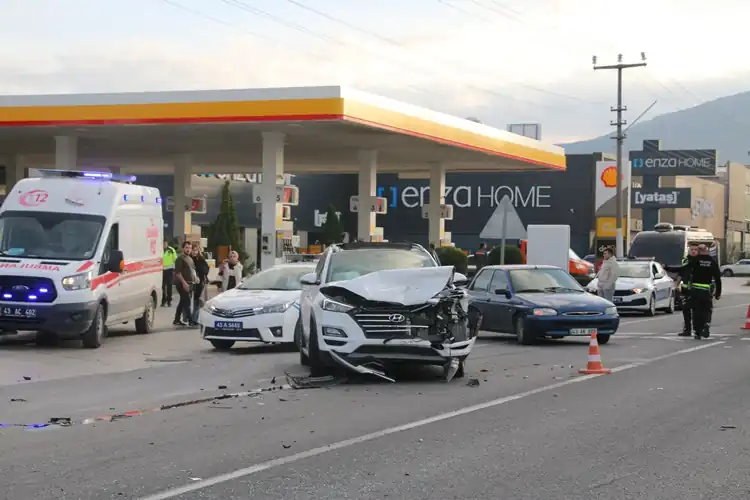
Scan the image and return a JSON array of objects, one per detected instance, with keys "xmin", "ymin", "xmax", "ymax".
[{"xmin": 296, "ymin": 242, "xmax": 475, "ymax": 381}]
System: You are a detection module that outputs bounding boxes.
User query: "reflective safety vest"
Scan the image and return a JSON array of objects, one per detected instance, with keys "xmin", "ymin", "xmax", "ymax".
[
  {"xmin": 680, "ymin": 257, "xmax": 690, "ymax": 290},
  {"xmin": 162, "ymin": 247, "xmax": 177, "ymax": 269}
]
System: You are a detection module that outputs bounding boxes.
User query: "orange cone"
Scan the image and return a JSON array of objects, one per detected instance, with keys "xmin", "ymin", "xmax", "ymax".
[
  {"xmin": 741, "ymin": 305, "xmax": 750, "ymax": 330},
  {"xmin": 578, "ymin": 332, "xmax": 612, "ymax": 375}
]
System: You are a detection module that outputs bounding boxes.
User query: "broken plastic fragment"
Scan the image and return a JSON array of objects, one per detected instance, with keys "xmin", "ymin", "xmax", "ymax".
[
  {"xmin": 443, "ymin": 358, "xmax": 461, "ymax": 382},
  {"xmin": 329, "ymin": 351, "xmax": 395, "ymax": 382},
  {"xmin": 466, "ymin": 378, "xmax": 480, "ymax": 387}
]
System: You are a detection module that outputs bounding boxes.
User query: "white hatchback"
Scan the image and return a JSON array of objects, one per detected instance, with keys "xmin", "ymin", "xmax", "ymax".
[{"xmin": 199, "ymin": 263, "xmax": 315, "ymax": 350}]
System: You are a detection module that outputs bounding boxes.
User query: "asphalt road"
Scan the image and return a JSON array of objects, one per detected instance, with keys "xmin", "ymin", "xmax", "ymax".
[{"xmin": 1, "ymin": 289, "xmax": 750, "ymax": 499}]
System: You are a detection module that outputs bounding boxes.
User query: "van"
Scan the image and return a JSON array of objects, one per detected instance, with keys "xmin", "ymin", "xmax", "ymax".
[
  {"xmin": 518, "ymin": 240, "xmax": 595, "ymax": 285},
  {"xmin": 0, "ymin": 170, "xmax": 163, "ymax": 348}
]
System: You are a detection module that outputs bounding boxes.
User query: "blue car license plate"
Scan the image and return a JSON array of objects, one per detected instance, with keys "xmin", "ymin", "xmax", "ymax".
[{"xmin": 214, "ymin": 321, "xmax": 243, "ymax": 331}]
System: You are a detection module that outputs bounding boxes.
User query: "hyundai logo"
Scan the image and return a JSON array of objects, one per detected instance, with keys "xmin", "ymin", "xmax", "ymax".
[
  {"xmin": 389, "ymin": 314, "xmax": 406, "ymax": 323},
  {"xmin": 11, "ymin": 285, "xmax": 29, "ymax": 291}
]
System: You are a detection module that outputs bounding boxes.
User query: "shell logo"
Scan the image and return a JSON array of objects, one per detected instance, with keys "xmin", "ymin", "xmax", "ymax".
[{"xmin": 600, "ymin": 166, "xmax": 617, "ymax": 188}]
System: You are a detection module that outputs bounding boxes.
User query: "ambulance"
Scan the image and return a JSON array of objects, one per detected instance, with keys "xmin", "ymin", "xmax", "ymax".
[{"xmin": 0, "ymin": 170, "xmax": 163, "ymax": 348}]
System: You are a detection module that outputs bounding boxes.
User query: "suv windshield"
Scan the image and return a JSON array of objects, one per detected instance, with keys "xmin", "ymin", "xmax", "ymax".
[
  {"xmin": 327, "ymin": 248, "xmax": 436, "ymax": 282},
  {"xmin": 238, "ymin": 265, "xmax": 315, "ymax": 291},
  {"xmin": 616, "ymin": 262, "xmax": 651, "ymax": 279},
  {"xmin": 629, "ymin": 232, "xmax": 685, "ymax": 266},
  {"xmin": 0, "ymin": 210, "xmax": 105, "ymax": 260},
  {"xmin": 510, "ymin": 268, "xmax": 583, "ymax": 293}
]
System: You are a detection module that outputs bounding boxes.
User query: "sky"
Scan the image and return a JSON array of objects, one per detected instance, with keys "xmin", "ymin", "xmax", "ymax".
[{"xmin": 2, "ymin": 0, "xmax": 748, "ymax": 144}]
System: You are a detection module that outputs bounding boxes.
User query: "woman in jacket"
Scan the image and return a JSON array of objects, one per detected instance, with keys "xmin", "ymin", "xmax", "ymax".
[
  {"xmin": 220, "ymin": 250, "xmax": 243, "ymax": 291},
  {"xmin": 190, "ymin": 243, "xmax": 210, "ymax": 324}
]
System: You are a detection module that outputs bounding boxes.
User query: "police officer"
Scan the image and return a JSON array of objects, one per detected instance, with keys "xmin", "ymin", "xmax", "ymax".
[
  {"xmin": 666, "ymin": 244, "xmax": 721, "ymax": 338},
  {"xmin": 676, "ymin": 244, "xmax": 699, "ymax": 336}
]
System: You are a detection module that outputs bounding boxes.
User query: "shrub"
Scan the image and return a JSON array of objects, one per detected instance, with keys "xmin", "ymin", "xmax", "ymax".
[
  {"xmin": 487, "ymin": 245, "xmax": 524, "ymax": 265},
  {"xmin": 435, "ymin": 246, "xmax": 468, "ymax": 274}
]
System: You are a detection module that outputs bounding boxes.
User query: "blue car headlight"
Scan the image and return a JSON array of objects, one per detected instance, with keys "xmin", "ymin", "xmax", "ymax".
[
  {"xmin": 605, "ymin": 306, "xmax": 618, "ymax": 316},
  {"xmin": 532, "ymin": 308, "xmax": 557, "ymax": 316}
]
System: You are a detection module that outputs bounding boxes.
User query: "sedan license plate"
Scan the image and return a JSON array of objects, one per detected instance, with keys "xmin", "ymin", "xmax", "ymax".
[
  {"xmin": 214, "ymin": 321, "xmax": 242, "ymax": 331},
  {"xmin": 570, "ymin": 328, "xmax": 597, "ymax": 336},
  {"xmin": 0, "ymin": 307, "xmax": 37, "ymax": 318}
]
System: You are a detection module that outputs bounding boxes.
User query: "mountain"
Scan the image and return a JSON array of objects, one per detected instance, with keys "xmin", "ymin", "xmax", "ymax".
[{"xmin": 562, "ymin": 91, "xmax": 750, "ymax": 163}]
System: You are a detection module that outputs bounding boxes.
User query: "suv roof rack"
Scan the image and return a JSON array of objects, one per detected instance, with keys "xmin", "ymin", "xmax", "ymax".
[{"xmin": 337, "ymin": 241, "xmax": 417, "ymax": 251}]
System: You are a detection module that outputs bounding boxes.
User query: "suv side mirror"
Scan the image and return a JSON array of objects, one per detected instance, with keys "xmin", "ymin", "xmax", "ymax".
[
  {"xmin": 453, "ymin": 272, "xmax": 468, "ymax": 287},
  {"xmin": 300, "ymin": 272, "xmax": 319, "ymax": 286},
  {"xmin": 106, "ymin": 250, "xmax": 124, "ymax": 273}
]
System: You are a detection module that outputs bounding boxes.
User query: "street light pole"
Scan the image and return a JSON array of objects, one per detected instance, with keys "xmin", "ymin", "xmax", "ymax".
[{"xmin": 593, "ymin": 53, "xmax": 647, "ymax": 258}]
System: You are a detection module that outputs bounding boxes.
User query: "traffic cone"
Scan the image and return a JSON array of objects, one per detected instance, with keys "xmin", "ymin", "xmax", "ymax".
[
  {"xmin": 578, "ymin": 332, "xmax": 612, "ymax": 375},
  {"xmin": 741, "ymin": 305, "xmax": 750, "ymax": 330}
]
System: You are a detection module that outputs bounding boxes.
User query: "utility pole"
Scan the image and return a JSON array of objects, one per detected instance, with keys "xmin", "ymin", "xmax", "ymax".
[{"xmin": 593, "ymin": 53, "xmax": 647, "ymax": 258}]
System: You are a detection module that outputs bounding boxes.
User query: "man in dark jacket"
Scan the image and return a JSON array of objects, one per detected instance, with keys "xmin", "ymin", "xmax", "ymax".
[
  {"xmin": 675, "ymin": 244, "xmax": 699, "ymax": 336},
  {"xmin": 474, "ymin": 243, "xmax": 488, "ymax": 271},
  {"xmin": 665, "ymin": 244, "xmax": 722, "ymax": 339}
]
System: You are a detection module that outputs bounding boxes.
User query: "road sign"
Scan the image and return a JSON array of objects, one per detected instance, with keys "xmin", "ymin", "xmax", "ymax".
[{"xmin": 479, "ymin": 195, "xmax": 527, "ymax": 240}]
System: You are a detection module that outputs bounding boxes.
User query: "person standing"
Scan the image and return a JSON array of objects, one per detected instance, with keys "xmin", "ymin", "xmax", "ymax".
[
  {"xmin": 474, "ymin": 243, "xmax": 488, "ymax": 271},
  {"xmin": 597, "ymin": 247, "xmax": 619, "ymax": 302},
  {"xmin": 675, "ymin": 244, "xmax": 699, "ymax": 336},
  {"xmin": 220, "ymin": 250, "xmax": 243, "ymax": 291},
  {"xmin": 665, "ymin": 244, "xmax": 721, "ymax": 338},
  {"xmin": 161, "ymin": 240, "xmax": 178, "ymax": 307},
  {"xmin": 173, "ymin": 241, "xmax": 196, "ymax": 327},
  {"xmin": 190, "ymin": 243, "xmax": 210, "ymax": 324}
]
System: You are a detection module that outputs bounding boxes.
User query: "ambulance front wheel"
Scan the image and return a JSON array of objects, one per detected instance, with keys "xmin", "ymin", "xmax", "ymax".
[{"xmin": 82, "ymin": 304, "xmax": 107, "ymax": 349}]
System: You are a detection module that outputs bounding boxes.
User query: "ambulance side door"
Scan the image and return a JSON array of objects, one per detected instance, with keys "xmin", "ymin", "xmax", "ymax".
[{"xmin": 98, "ymin": 223, "xmax": 125, "ymax": 322}]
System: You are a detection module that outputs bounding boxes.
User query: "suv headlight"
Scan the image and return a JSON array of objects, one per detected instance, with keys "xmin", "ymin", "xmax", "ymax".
[
  {"xmin": 321, "ymin": 297, "xmax": 353, "ymax": 313},
  {"xmin": 605, "ymin": 306, "xmax": 618, "ymax": 316},
  {"xmin": 61, "ymin": 271, "xmax": 92, "ymax": 291},
  {"xmin": 532, "ymin": 308, "xmax": 557, "ymax": 316},
  {"xmin": 258, "ymin": 302, "xmax": 293, "ymax": 314},
  {"xmin": 631, "ymin": 288, "xmax": 644, "ymax": 294}
]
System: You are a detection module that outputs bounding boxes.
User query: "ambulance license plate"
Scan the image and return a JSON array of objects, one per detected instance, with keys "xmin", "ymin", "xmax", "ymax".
[
  {"xmin": 214, "ymin": 321, "xmax": 242, "ymax": 331},
  {"xmin": 570, "ymin": 328, "xmax": 597, "ymax": 336},
  {"xmin": 0, "ymin": 307, "xmax": 37, "ymax": 318}
]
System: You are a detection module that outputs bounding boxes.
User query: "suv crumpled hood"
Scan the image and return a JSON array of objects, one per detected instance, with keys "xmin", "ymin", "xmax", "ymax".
[{"xmin": 321, "ymin": 266, "xmax": 455, "ymax": 306}]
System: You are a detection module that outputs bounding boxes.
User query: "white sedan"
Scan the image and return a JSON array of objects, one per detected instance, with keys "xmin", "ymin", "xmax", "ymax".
[
  {"xmin": 586, "ymin": 259, "xmax": 675, "ymax": 316},
  {"xmin": 720, "ymin": 259, "xmax": 750, "ymax": 277},
  {"xmin": 200, "ymin": 263, "xmax": 316, "ymax": 350}
]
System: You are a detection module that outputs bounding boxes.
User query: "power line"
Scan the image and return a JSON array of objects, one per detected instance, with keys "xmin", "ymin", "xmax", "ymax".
[
  {"xmin": 280, "ymin": 0, "xmax": 599, "ymax": 106},
  {"xmin": 220, "ymin": 0, "xmax": 569, "ymax": 109}
]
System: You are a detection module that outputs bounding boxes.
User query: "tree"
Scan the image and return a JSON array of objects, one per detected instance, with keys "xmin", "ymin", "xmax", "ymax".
[
  {"xmin": 435, "ymin": 246, "xmax": 468, "ymax": 274},
  {"xmin": 208, "ymin": 181, "xmax": 250, "ymax": 272},
  {"xmin": 321, "ymin": 204, "xmax": 344, "ymax": 245},
  {"xmin": 488, "ymin": 245, "xmax": 524, "ymax": 265}
]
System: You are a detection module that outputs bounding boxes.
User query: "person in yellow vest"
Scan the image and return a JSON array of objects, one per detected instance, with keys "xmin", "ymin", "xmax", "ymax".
[{"xmin": 161, "ymin": 240, "xmax": 178, "ymax": 307}]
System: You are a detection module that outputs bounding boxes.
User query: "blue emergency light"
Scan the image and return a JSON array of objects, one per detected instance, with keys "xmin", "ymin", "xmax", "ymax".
[{"xmin": 35, "ymin": 169, "xmax": 137, "ymax": 183}]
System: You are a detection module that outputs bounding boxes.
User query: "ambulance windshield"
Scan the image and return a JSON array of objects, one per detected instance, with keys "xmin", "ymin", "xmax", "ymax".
[{"xmin": 0, "ymin": 210, "xmax": 106, "ymax": 261}]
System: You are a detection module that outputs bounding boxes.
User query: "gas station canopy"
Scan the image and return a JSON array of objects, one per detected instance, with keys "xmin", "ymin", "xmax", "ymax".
[{"xmin": 0, "ymin": 86, "xmax": 565, "ymax": 174}]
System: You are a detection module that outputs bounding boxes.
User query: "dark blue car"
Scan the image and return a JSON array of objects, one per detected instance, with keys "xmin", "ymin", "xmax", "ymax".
[{"xmin": 467, "ymin": 265, "xmax": 619, "ymax": 345}]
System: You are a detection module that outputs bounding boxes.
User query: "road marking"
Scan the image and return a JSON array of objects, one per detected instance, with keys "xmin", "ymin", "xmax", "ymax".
[
  {"xmin": 619, "ymin": 303, "xmax": 748, "ymax": 326},
  {"xmin": 138, "ymin": 341, "xmax": 724, "ymax": 500}
]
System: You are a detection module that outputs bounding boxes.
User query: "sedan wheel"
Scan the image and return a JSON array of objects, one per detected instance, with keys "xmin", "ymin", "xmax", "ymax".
[
  {"xmin": 665, "ymin": 292, "xmax": 675, "ymax": 314},
  {"xmin": 645, "ymin": 293, "xmax": 656, "ymax": 316}
]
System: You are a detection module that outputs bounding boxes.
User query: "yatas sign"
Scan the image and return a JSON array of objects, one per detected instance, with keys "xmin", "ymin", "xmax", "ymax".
[
  {"xmin": 631, "ymin": 188, "xmax": 692, "ymax": 209},
  {"xmin": 629, "ymin": 149, "xmax": 717, "ymax": 176}
]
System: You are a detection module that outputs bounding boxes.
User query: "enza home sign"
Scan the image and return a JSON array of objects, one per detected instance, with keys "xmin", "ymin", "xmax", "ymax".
[
  {"xmin": 629, "ymin": 149, "xmax": 717, "ymax": 176},
  {"xmin": 631, "ymin": 188, "xmax": 692, "ymax": 209}
]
